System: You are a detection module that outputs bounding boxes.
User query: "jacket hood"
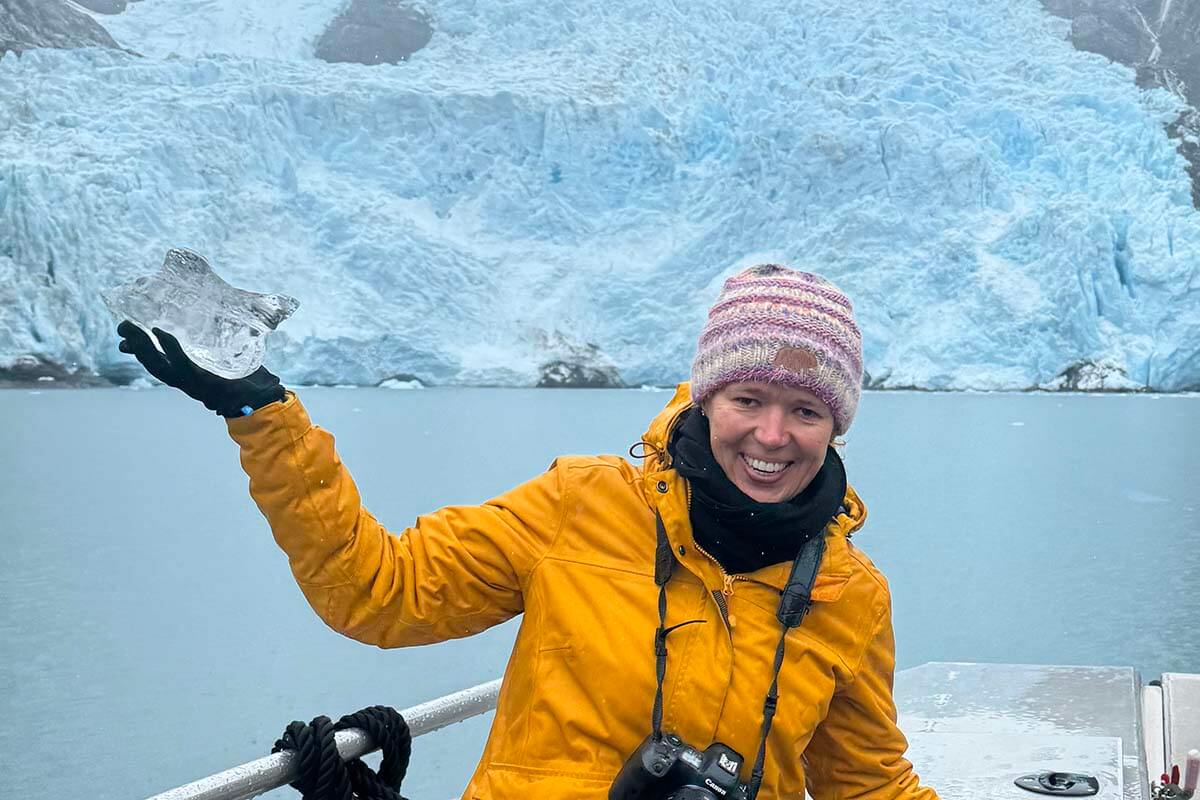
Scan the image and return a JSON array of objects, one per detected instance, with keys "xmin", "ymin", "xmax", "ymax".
[
  {"xmin": 639, "ymin": 383, "xmax": 694, "ymax": 472},
  {"xmin": 638, "ymin": 382, "xmax": 867, "ymax": 538}
]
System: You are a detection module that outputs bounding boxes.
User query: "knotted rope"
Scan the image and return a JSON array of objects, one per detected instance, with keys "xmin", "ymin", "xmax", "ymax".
[{"xmin": 272, "ymin": 705, "xmax": 412, "ymax": 800}]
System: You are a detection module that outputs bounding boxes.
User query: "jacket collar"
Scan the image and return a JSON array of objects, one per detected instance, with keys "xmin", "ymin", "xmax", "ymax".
[{"xmin": 637, "ymin": 383, "xmax": 867, "ymax": 600}]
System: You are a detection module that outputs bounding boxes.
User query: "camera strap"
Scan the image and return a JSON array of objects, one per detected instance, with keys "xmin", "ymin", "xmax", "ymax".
[
  {"xmin": 652, "ymin": 511, "xmax": 704, "ymax": 740},
  {"xmin": 746, "ymin": 532, "xmax": 826, "ymax": 799},
  {"xmin": 650, "ymin": 509, "xmax": 826, "ymax": 799}
]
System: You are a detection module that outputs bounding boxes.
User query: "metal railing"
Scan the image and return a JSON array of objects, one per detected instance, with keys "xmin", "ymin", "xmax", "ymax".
[{"xmin": 146, "ymin": 679, "xmax": 502, "ymax": 800}]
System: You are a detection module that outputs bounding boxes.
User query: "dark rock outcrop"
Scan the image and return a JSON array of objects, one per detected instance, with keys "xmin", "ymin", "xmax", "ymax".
[
  {"xmin": 0, "ymin": 355, "xmax": 114, "ymax": 387},
  {"xmin": 1041, "ymin": 0, "xmax": 1200, "ymax": 207},
  {"xmin": 538, "ymin": 360, "xmax": 626, "ymax": 388},
  {"xmin": 1166, "ymin": 109, "xmax": 1200, "ymax": 208},
  {"xmin": 314, "ymin": 0, "xmax": 432, "ymax": 66},
  {"xmin": 531, "ymin": 330, "xmax": 625, "ymax": 388},
  {"xmin": 1041, "ymin": 0, "xmax": 1200, "ymax": 96},
  {"xmin": 1046, "ymin": 359, "xmax": 1139, "ymax": 391},
  {"xmin": 73, "ymin": 0, "xmax": 129, "ymax": 14},
  {"xmin": 0, "ymin": 0, "xmax": 127, "ymax": 58}
]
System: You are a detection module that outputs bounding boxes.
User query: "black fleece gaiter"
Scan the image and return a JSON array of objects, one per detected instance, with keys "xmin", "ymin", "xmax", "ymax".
[{"xmin": 666, "ymin": 407, "xmax": 847, "ymax": 575}]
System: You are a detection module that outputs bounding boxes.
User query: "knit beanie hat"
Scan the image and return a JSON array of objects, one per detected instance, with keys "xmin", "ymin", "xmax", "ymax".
[{"xmin": 690, "ymin": 264, "xmax": 863, "ymax": 435}]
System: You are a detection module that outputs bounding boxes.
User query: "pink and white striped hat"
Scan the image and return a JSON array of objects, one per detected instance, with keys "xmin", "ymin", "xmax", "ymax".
[{"xmin": 690, "ymin": 264, "xmax": 863, "ymax": 435}]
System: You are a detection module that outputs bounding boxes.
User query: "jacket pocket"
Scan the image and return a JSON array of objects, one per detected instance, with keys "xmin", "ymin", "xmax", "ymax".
[{"xmin": 472, "ymin": 761, "xmax": 613, "ymax": 799}]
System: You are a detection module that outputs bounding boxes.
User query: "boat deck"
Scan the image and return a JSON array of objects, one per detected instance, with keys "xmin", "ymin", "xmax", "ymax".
[
  {"xmin": 896, "ymin": 663, "xmax": 1145, "ymax": 799},
  {"xmin": 151, "ymin": 662, "xmax": 1199, "ymax": 800}
]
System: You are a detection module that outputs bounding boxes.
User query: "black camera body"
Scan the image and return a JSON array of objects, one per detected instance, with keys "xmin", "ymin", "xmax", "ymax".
[{"xmin": 610, "ymin": 733, "xmax": 750, "ymax": 800}]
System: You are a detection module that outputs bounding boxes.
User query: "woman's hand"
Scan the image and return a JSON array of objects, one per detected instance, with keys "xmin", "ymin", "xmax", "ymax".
[{"xmin": 117, "ymin": 320, "xmax": 286, "ymax": 417}]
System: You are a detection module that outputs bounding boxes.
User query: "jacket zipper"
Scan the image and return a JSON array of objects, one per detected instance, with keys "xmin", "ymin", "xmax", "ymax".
[{"xmin": 684, "ymin": 483, "xmax": 745, "ymax": 629}]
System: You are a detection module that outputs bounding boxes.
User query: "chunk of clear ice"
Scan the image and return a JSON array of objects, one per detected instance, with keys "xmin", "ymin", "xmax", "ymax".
[{"xmin": 102, "ymin": 248, "xmax": 299, "ymax": 379}]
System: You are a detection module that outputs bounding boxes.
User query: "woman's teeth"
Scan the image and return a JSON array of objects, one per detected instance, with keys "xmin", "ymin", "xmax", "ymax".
[{"xmin": 744, "ymin": 455, "xmax": 789, "ymax": 474}]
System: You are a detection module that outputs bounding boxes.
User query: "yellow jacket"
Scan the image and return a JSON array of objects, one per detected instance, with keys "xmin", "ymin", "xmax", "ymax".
[{"xmin": 227, "ymin": 385, "xmax": 939, "ymax": 800}]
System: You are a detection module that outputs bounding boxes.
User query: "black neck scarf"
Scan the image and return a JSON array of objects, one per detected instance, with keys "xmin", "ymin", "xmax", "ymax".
[{"xmin": 666, "ymin": 407, "xmax": 847, "ymax": 575}]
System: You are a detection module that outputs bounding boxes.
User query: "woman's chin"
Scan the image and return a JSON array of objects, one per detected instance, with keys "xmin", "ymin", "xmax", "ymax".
[{"xmin": 735, "ymin": 478, "xmax": 795, "ymax": 504}]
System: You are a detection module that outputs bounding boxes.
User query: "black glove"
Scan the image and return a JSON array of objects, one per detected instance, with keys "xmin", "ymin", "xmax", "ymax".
[{"xmin": 117, "ymin": 320, "xmax": 287, "ymax": 418}]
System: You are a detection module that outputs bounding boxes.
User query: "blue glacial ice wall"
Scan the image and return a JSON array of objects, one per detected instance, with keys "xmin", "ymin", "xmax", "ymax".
[{"xmin": 1, "ymin": 0, "xmax": 1198, "ymax": 390}]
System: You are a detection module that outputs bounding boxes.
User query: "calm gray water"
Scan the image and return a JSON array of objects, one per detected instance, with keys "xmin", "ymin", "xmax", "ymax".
[{"xmin": 1, "ymin": 388, "xmax": 1197, "ymax": 799}]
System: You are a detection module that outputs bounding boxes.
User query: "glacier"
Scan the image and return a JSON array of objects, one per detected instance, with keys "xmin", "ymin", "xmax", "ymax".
[
  {"xmin": 1, "ymin": 0, "xmax": 1198, "ymax": 390},
  {"xmin": 1040, "ymin": 0, "xmax": 1200, "ymax": 209}
]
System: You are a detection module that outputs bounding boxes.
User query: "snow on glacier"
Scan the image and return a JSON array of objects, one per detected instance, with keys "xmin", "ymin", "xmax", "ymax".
[
  {"xmin": 1, "ymin": 0, "xmax": 1198, "ymax": 390},
  {"xmin": 94, "ymin": 0, "xmax": 344, "ymax": 62}
]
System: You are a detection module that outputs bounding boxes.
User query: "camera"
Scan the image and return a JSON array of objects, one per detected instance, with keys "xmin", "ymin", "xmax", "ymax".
[{"xmin": 610, "ymin": 733, "xmax": 750, "ymax": 800}]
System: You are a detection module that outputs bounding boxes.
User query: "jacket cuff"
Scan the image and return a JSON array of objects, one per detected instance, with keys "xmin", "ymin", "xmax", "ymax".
[{"xmin": 225, "ymin": 390, "xmax": 312, "ymax": 445}]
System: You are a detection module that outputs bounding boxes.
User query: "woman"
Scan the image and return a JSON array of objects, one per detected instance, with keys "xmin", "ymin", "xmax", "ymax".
[{"xmin": 118, "ymin": 264, "xmax": 939, "ymax": 800}]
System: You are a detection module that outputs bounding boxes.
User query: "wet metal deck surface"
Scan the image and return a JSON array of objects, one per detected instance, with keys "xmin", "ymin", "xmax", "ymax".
[{"xmin": 895, "ymin": 663, "xmax": 1145, "ymax": 800}]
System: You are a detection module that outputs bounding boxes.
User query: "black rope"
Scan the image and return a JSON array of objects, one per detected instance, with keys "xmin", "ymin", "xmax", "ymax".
[{"xmin": 273, "ymin": 705, "xmax": 412, "ymax": 800}]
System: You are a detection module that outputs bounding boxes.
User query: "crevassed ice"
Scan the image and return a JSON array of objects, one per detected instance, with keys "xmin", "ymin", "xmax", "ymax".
[
  {"xmin": 102, "ymin": 249, "xmax": 299, "ymax": 380},
  {"xmin": 6, "ymin": 0, "xmax": 1200, "ymax": 390}
]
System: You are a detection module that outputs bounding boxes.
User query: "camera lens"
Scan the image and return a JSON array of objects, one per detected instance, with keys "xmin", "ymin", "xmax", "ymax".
[{"xmin": 665, "ymin": 787, "xmax": 718, "ymax": 800}]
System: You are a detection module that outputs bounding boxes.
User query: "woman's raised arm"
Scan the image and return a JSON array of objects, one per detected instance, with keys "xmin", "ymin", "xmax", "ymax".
[{"xmin": 227, "ymin": 392, "xmax": 566, "ymax": 647}]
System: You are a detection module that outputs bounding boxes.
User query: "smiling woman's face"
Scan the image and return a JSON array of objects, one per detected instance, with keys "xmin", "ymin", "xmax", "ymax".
[{"xmin": 700, "ymin": 382, "xmax": 835, "ymax": 504}]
